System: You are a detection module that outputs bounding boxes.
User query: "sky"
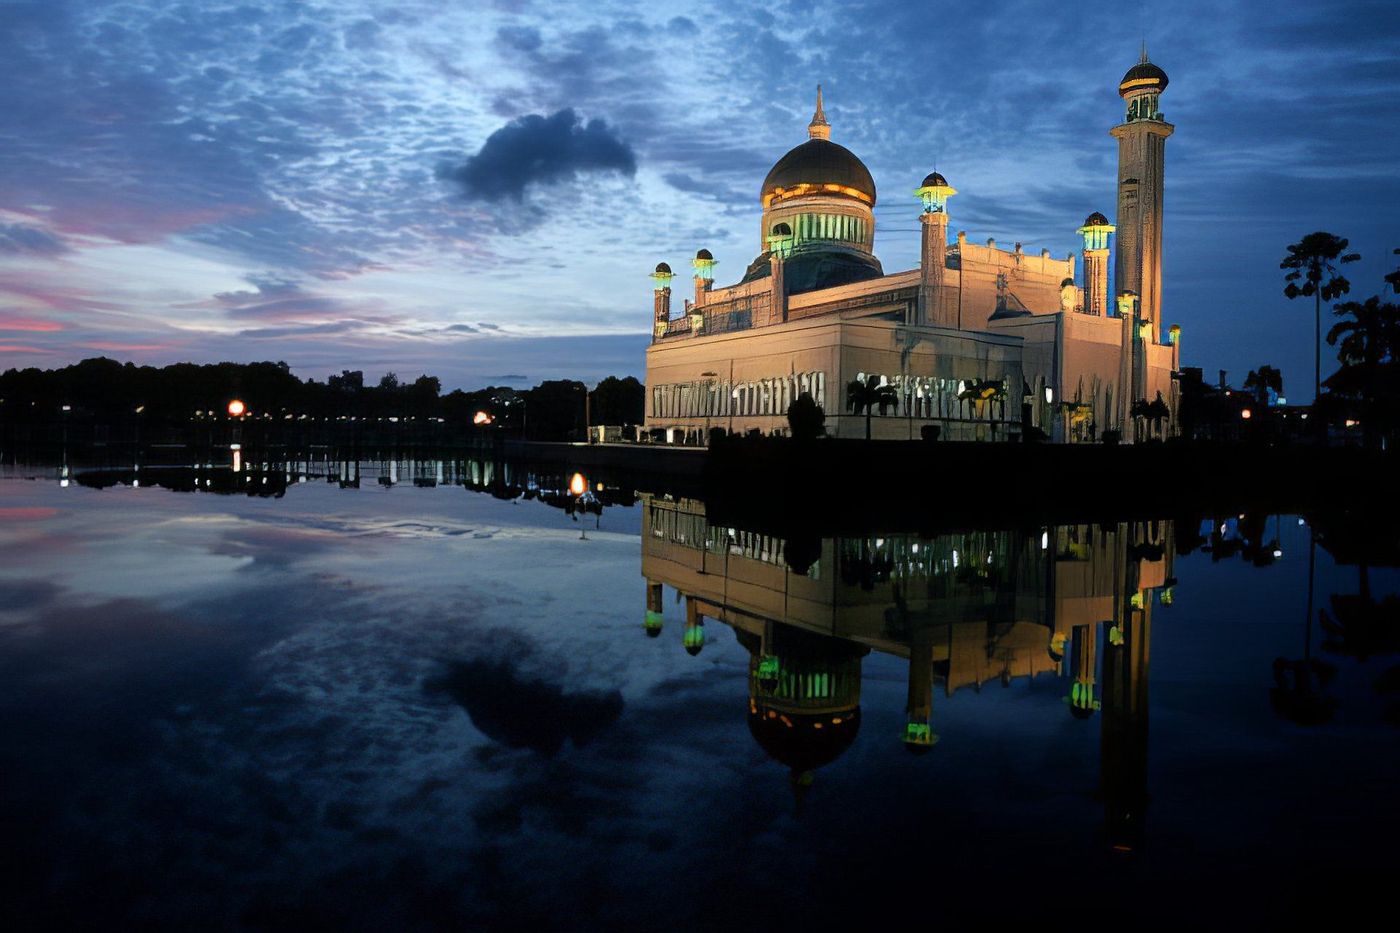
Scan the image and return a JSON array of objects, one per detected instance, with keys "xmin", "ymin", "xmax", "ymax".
[{"xmin": 0, "ymin": 0, "xmax": 1396, "ymax": 397}]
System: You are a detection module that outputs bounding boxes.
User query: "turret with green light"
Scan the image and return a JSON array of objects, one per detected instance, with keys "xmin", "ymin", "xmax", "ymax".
[
  {"xmin": 915, "ymin": 172, "xmax": 957, "ymax": 326},
  {"xmin": 651, "ymin": 262, "xmax": 673, "ymax": 341}
]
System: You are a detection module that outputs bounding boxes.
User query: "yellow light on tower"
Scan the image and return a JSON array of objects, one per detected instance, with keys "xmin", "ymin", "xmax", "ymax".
[
  {"xmin": 227, "ymin": 399, "xmax": 246, "ymax": 417},
  {"xmin": 569, "ymin": 472, "xmax": 586, "ymax": 497}
]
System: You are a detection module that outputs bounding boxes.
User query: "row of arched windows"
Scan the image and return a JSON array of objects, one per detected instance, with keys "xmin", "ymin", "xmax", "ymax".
[{"xmin": 778, "ymin": 212, "xmax": 869, "ymax": 249}]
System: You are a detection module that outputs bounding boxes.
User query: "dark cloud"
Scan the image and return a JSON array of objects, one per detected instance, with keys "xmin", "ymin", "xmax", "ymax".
[
  {"xmin": 496, "ymin": 25, "xmax": 542, "ymax": 53},
  {"xmin": 0, "ymin": 223, "xmax": 68, "ymax": 256},
  {"xmin": 427, "ymin": 656, "xmax": 624, "ymax": 757},
  {"xmin": 437, "ymin": 109, "xmax": 637, "ymax": 202}
]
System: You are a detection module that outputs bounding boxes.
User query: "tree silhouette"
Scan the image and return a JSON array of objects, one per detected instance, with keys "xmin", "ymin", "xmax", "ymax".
[
  {"xmin": 846, "ymin": 375, "xmax": 897, "ymax": 440},
  {"xmin": 1243, "ymin": 365, "xmax": 1283, "ymax": 407},
  {"xmin": 1281, "ymin": 232, "xmax": 1360, "ymax": 402},
  {"xmin": 786, "ymin": 392, "xmax": 826, "ymax": 439},
  {"xmin": 1386, "ymin": 247, "xmax": 1400, "ymax": 295},
  {"xmin": 1326, "ymin": 295, "xmax": 1400, "ymax": 447}
]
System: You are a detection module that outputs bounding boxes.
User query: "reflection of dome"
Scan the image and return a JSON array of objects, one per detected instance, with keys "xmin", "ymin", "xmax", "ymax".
[
  {"xmin": 644, "ymin": 609, "xmax": 663, "ymax": 638},
  {"xmin": 740, "ymin": 247, "xmax": 884, "ymax": 293},
  {"xmin": 683, "ymin": 623, "xmax": 705, "ymax": 656},
  {"xmin": 1060, "ymin": 277, "xmax": 1076, "ymax": 288},
  {"xmin": 1119, "ymin": 60, "xmax": 1168, "ymax": 96},
  {"xmin": 761, "ymin": 139, "xmax": 877, "ymax": 206},
  {"xmin": 1083, "ymin": 211, "xmax": 1110, "ymax": 227},
  {"xmin": 748, "ymin": 705, "xmax": 861, "ymax": 772}
]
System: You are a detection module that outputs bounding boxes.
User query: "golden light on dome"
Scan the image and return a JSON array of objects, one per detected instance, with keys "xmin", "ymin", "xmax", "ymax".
[
  {"xmin": 763, "ymin": 183, "xmax": 874, "ymax": 209},
  {"xmin": 227, "ymin": 399, "xmax": 246, "ymax": 417}
]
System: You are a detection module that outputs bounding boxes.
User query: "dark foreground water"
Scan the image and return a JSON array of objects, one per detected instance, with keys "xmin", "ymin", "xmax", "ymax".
[{"xmin": 2, "ymin": 460, "xmax": 1398, "ymax": 930}]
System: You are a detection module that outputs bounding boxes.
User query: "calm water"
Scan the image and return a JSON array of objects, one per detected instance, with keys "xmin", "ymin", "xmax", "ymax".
[{"xmin": 2, "ymin": 459, "xmax": 1398, "ymax": 930}]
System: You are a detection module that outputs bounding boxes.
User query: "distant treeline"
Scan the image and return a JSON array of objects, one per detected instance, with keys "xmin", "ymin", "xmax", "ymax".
[{"xmin": 0, "ymin": 357, "xmax": 644, "ymax": 441}]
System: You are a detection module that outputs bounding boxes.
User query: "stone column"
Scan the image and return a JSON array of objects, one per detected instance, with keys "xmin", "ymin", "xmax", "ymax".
[
  {"xmin": 1118, "ymin": 291, "xmax": 1138, "ymax": 442},
  {"xmin": 770, "ymin": 253, "xmax": 786, "ymax": 323},
  {"xmin": 1084, "ymin": 248, "xmax": 1111, "ymax": 316}
]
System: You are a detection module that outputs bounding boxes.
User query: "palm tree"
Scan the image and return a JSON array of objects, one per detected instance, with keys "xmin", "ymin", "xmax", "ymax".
[
  {"xmin": 1145, "ymin": 392, "xmax": 1170, "ymax": 438},
  {"xmin": 1281, "ymin": 232, "xmax": 1361, "ymax": 402},
  {"xmin": 1243, "ymin": 365, "xmax": 1283, "ymax": 408},
  {"xmin": 1327, "ymin": 295, "xmax": 1399, "ymax": 448},
  {"xmin": 846, "ymin": 375, "xmax": 898, "ymax": 440},
  {"xmin": 1327, "ymin": 296, "xmax": 1390, "ymax": 370},
  {"xmin": 1386, "ymin": 247, "xmax": 1399, "ymax": 295}
]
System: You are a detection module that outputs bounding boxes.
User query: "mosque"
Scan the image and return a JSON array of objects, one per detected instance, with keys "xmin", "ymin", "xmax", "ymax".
[{"xmin": 645, "ymin": 51, "xmax": 1180, "ymax": 443}]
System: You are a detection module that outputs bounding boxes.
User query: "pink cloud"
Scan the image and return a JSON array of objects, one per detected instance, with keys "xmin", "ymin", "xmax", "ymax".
[
  {"xmin": 0, "ymin": 507, "xmax": 60, "ymax": 521},
  {"xmin": 0, "ymin": 315, "xmax": 64, "ymax": 332}
]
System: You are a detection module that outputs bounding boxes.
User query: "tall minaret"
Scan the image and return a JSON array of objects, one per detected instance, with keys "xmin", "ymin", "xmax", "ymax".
[{"xmin": 1110, "ymin": 47, "xmax": 1172, "ymax": 343}]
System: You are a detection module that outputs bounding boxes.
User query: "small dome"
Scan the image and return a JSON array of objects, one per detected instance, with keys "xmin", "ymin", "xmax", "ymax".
[
  {"xmin": 1119, "ymin": 59, "xmax": 1168, "ymax": 97},
  {"xmin": 695, "ymin": 248, "xmax": 712, "ymax": 261},
  {"xmin": 654, "ymin": 262, "xmax": 672, "ymax": 275},
  {"xmin": 748, "ymin": 707, "xmax": 861, "ymax": 773},
  {"xmin": 770, "ymin": 222, "xmax": 793, "ymax": 237},
  {"xmin": 762, "ymin": 138, "xmax": 876, "ymax": 205},
  {"xmin": 1061, "ymin": 277, "xmax": 1076, "ymax": 288},
  {"xmin": 1083, "ymin": 211, "xmax": 1110, "ymax": 227},
  {"xmin": 920, "ymin": 172, "xmax": 949, "ymax": 188}
]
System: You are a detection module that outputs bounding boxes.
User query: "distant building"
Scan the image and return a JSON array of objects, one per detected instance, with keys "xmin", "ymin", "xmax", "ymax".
[{"xmin": 646, "ymin": 52, "xmax": 1180, "ymax": 442}]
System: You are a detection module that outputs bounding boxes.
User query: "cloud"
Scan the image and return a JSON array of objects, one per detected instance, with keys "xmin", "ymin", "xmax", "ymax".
[
  {"xmin": 0, "ymin": 315, "xmax": 63, "ymax": 333},
  {"xmin": 0, "ymin": 223, "xmax": 68, "ymax": 256},
  {"xmin": 437, "ymin": 109, "xmax": 637, "ymax": 202}
]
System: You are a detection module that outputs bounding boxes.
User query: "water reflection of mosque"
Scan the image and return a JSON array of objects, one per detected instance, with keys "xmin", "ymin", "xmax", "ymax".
[{"xmin": 642, "ymin": 494, "xmax": 1173, "ymax": 847}]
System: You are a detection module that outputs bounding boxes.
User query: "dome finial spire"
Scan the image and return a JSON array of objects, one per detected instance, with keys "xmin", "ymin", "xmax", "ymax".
[
  {"xmin": 808, "ymin": 84, "xmax": 830, "ymax": 140},
  {"xmin": 1140, "ymin": 39, "xmax": 1149, "ymax": 63}
]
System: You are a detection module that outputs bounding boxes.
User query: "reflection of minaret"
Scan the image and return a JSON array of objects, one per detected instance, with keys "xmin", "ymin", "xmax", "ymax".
[
  {"xmin": 644, "ymin": 580, "xmax": 664, "ymax": 637},
  {"xmin": 682, "ymin": 596, "xmax": 705, "ymax": 655},
  {"xmin": 903, "ymin": 615, "xmax": 939, "ymax": 753},
  {"xmin": 1065, "ymin": 623, "xmax": 1101, "ymax": 719},
  {"xmin": 1111, "ymin": 47, "xmax": 1172, "ymax": 342},
  {"xmin": 1099, "ymin": 521, "xmax": 1162, "ymax": 852},
  {"xmin": 737, "ymin": 623, "xmax": 867, "ymax": 802}
]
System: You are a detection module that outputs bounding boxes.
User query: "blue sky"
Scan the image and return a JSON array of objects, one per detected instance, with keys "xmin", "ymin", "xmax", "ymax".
[{"xmin": 1, "ymin": 0, "xmax": 1396, "ymax": 396}]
